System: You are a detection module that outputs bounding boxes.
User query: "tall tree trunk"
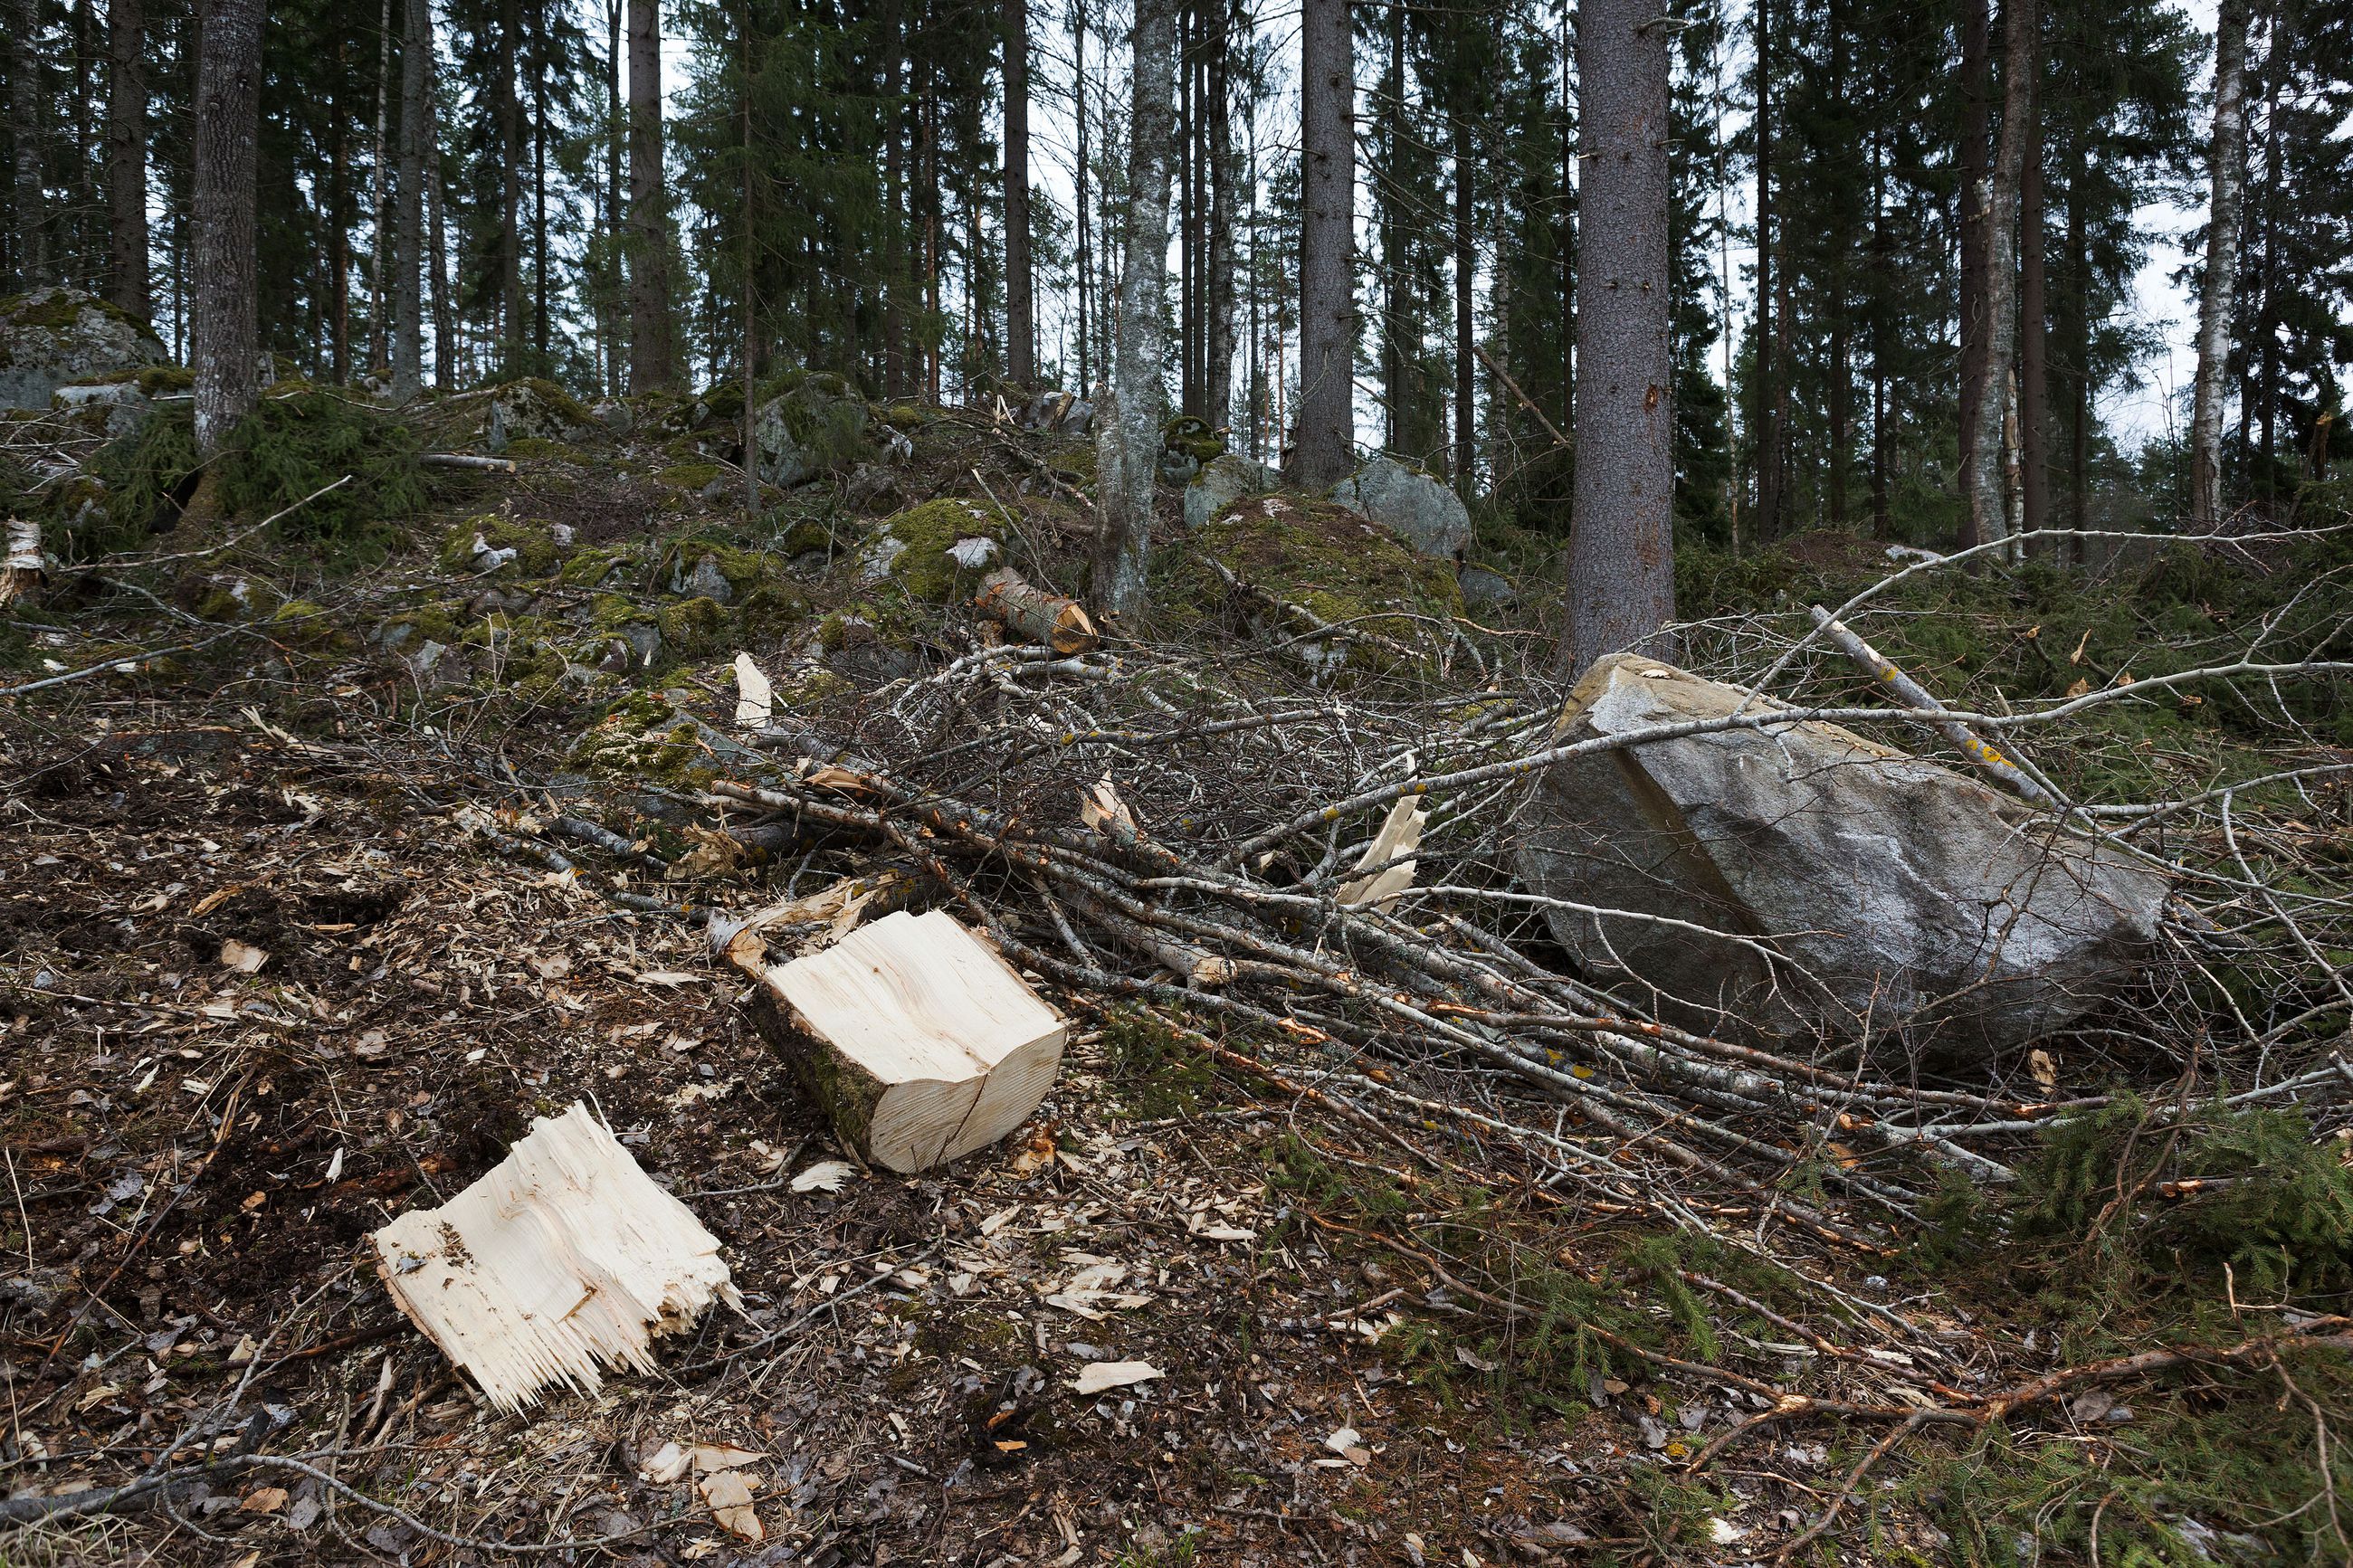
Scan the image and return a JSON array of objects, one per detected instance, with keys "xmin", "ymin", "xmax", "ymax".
[
  {"xmin": 1753, "ymin": 0, "xmax": 1778, "ymax": 539},
  {"xmin": 2189, "ymin": 0, "xmax": 2250, "ymax": 531},
  {"xmin": 105, "ymin": 0, "xmax": 147, "ymax": 315},
  {"xmin": 11, "ymin": 0, "xmax": 45, "ymax": 287},
  {"xmin": 603, "ymin": 0, "xmax": 621, "ymax": 392},
  {"xmin": 192, "ymin": 0, "xmax": 264, "ymax": 456},
  {"xmin": 1091, "ymin": 0, "xmax": 1175, "ymax": 617},
  {"xmin": 1072, "ymin": 0, "xmax": 1089, "ymax": 393},
  {"xmin": 426, "ymin": 49, "xmax": 454, "ymax": 382},
  {"xmin": 1563, "ymin": 0, "xmax": 1674, "ymax": 675},
  {"xmin": 1203, "ymin": 5, "xmax": 1235, "ymax": 431},
  {"xmin": 532, "ymin": 0, "xmax": 548, "ymax": 366},
  {"xmin": 2069, "ymin": 119, "xmax": 2088, "ymax": 553},
  {"xmin": 493, "ymin": 0, "xmax": 522, "ymax": 366},
  {"xmin": 369, "ymin": 0, "xmax": 393, "ymax": 368},
  {"xmin": 331, "ymin": 109, "xmax": 351, "ymax": 379},
  {"xmin": 1289, "ymin": 0, "xmax": 1353, "ymax": 489},
  {"xmin": 1870, "ymin": 125, "xmax": 1891, "ymax": 541},
  {"xmin": 1957, "ymin": 0, "xmax": 1991, "ymax": 545},
  {"xmin": 391, "ymin": 0, "xmax": 428, "ymax": 400},
  {"xmin": 1176, "ymin": 0, "xmax": 1195, "ymax": 415},
  {"xmin": 2019, "ymin": 90, "xmax": 2050, "ymax": 546},
  {"xmin": 882, "ymin": 0, "xmax": 905, "ymax": 396},
  {"xmin": 2253, "ymin": 11, "xmax": 2283, "ymax": 500},
  {"xmin": 1452, "ymin": 82, "xmax": 1473, "ymax": 496},
  {"xmin": 626, "ymin": 0, "xmax": 677, "ymax": 392},
  {"xmin": 1377, "ymin": 0, "xmax": 1402, "ymax": 451},
  {"xmin": 1004, "ymin": 0, "xmax": 1034, "ymax": 386},
  {"xmin": 1964, "ymin": 0, "xmax": 2036, "ymax": 556}
]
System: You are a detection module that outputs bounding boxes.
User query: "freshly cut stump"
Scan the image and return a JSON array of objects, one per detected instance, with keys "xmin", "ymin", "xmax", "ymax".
[{"xmin": 748, "ymin": 908, "xmax": 1066, "ymax": 1172}]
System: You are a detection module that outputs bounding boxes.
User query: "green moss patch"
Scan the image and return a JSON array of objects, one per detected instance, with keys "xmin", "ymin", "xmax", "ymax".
[
  {"xmin": 870, "ymin": 498, "xmax": 1012, "ymax": 603},
  {"xmin": 1179, "ymin": 494, "xmax": 1463, "ymax": 668},
  {"xmin": 438, "ymin": 514, "xmax": 560, "ymax": 577}
]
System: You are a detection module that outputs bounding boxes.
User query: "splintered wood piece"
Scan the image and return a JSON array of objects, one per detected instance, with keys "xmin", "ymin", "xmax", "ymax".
[
  {"xmin": 0, "ymin": 519, "xmax": 42, "ymax": 608},
  {"xmin": 370, "ymin": 1103, "xmax": 738, "ymax": 1411},
  {"xmin": 1335, "ymin": 795, "xmax": 1426, "ymax": 910},
  {"xmin": 749, "ymin": 908, "xmax": 1067, "ymax": 1173},
  {"xmin": 975, "ymin": 567, "xmax": 1100, "ymax": 654}
]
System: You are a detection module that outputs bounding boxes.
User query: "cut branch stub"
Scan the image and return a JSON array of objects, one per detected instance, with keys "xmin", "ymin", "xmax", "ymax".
[
  {"xmin": 976, "ymin": 566, "xmax": 1099, "ymax": 654},
  {"xmin": 741, "ymin": 908, "xmax": 1067, "ymax": 1173}
]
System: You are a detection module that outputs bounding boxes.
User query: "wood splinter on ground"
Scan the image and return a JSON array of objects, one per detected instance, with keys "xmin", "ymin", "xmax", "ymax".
[
  {"xmin": 731, "ymin": 908, "xmax": 1068, "ymax": 1173},
  {"xmin": 370, "ymin": 1101, "xmax": 739, "ymax": 1411},
  {"xmin": 0, "ymin": 519, "xmax": 43, "ymax": 607}
]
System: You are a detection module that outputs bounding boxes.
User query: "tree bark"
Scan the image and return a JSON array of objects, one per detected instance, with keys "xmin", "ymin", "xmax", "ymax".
[
  {"xmin": 1004, "ymin": 0, "xmax": 1034, "ymax": 387},
  {"xmin": 390, "ymin": 0, "xmax": 429, "ymax": 400},
  {"xmin": 1964, "ymin": 0, "xmax": 2037, "ymax": 558},
  {"xmin": 494, "ymin": 0, "xmax": 524, "ymax": 366},
  {"xmin": 105, "ymin": 0, "xmax": 147, "ymax": 316},
  {"xmin": 626, "ymin": 0, "xmax": 678, "ymax": 392},
  {"xmin": 2019, "ymin": 89, "xmax": 2050, "ymax": 546},
  {"xmin": 369, "ymin": 0, "xmax": 393, "ymax": 369},
  {"xmin": 1452, "ymin": 72, "xmax": 1474, "ymax": 496},
  {"xmin": 1204, "ymin": 4, "xmax": 1235, "ymax": 432},
  {"xmin": 882, "ymin": 0, "xmax": 905, "ymax": 397},
  {"xmin": 1562, "ymin": 0, "xmax": 1674, "ymax": 676},
  {"xmin": 1752, "ymin": 0, "xmax": 1778, "ymax": 539},
  {"xmin": 192, "ymin": 0, "xmax": 265, "ymax": 456},
  {"xmin": 604, "ymin": 0, "xmax": 621, "ymax": 394},
  {"xmin": 425, "ymin": 51, "xmax": 455, "ymax": 382},
  {"xmin": 1091, "ymin": 0, "xmax": 1175, "ymax": 618},
  {"xmin": 2188, "ymin": 0, "xmax": 2249, "ymax": 531},
  {"xmin": 10, "ymin": 0, "xmax": 45, "ymax": 288},
  {"xmin": 1957, "ymin": 0, "xmax": 1991, "ymax": 546},
  {"xmin": 1072, "ymin": 0, "xmax": 1089, "ymax": 393},
  {"xmin": 1290, "ymin": 0, "xmax": 1354, "ymax": 488}
]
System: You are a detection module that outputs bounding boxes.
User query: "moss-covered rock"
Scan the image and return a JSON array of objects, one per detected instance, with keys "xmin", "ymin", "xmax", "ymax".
[
  {"xmin": 439, "ymin": 514, "xmax": 560, "ymax": 576},
  {"xmin": 660, "ymin": 461, "xmax": 725, "ymax": 493},
  {"xmin": 654, "ymin": 594, "xmax": 729, "ymax": 657},
  {"xmin": 560, "ymin": 546, "xmax": 626, "ymax": 588},
  {"xmin": 486, "ymin": 378, "xmax": 598, "ymax": 453},
  {"xmin": 567, "ymin": 693, "xmax": 718, "ymax": 789},
  {"xmin": 0, "ymin": 287, "xmax": 169, "ymax": 408},
  {"xmin": 862, "ymin": 498, "xmax": 1012, "ymax": 603}
]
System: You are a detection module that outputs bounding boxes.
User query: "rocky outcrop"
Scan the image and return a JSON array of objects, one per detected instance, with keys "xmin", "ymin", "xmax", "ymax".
[
  {"xmin": 753, "ymin": 375, "xmax": 871, "ymax": 489},
  {"xmin": 1329, "ymin": 455, "xmax": 1472, "ymax": 562},
  {"xmin": 0, "ymin": 289, "xmax": 170, "ymax": 412},
  {"xmin": 1183, "ymin": 453, "xmax": 1279, "ymax": 528},
  {"xmin": 486, "ymin": 379, "xmax": 599, "ymax": 452},
  {"xmin": 1511, "ymin": 654, "xmax": 2172, "ymax": 1057}
]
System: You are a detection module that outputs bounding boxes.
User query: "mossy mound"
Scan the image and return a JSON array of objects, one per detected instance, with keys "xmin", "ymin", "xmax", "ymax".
[
  {"xmin": 1162, "ymin": 413, "xmax": 1224, "ymax": 467},
  {"xmin": 438, "ymin": 514, "xmax": 561, "ymax": 577},
  {"xmin": 654, "ymin": 595, "xmax": 729, "ymax": 657},
  {"xmin": 1182, "ymin": 494, "xmax": 1464, "ymax": 666},
  {"xmin": 567, "ymin": 692, "xmax": 716, "ymax": 789},
  {"xmin": 866, "ymin": 498, "xmax": 1012, "ymax": 603}
]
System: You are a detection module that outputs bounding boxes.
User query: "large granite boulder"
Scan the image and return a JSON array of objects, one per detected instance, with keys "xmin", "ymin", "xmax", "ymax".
[
  {"xmin": 754, "ymin": 374, "xmax": 870, "ymax": 489},
  {"xmin": 1329, "ymin": 454, "xmax": 1472, "ymax": 561},
  {"xmin": 1183, "ymin": 453, "xmax": 1279, "ymax": 527},
  {"xmin": 486, "ymin": 378, "xmax": 599, "ymax": 451},
  {"xmin": 0, "ymin": 288, "xmax": 169, "ymax": 411},
  {"xmin": 1511, "ymin": 654, "xmax": 2171, "ymax": 1057}
]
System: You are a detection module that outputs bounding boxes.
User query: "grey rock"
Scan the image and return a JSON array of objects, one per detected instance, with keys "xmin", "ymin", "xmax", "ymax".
[
  {"xmin": 753, "ymin": 378, "xmax": 869, "ymax": 489},
  {"xmin": 1329, "ymin": 454, "xmax": 1472, "ymax": 560},
  {"xmin": 1057, "ymin": 397, "xmax": 1096, "ymax": 434},
  {"xmin": 686, "ymin": 553, "xmax": 735, "ymax": 605},
  {"xmin": 51, "ymin": 377, "xmax": 155, "ymax": 438},
  {"xmin": 1458, "ymin": 565, "xmax": 1517, "ymax": 612},
  {"xmin": 590, "ymin": 396, "xmax": 633, "ymax": 433},
  {"xmin": 0, "ymin": 288, "xmax": 169, "ymax": 411},
  {"xmin": 1511, "ymin": 654, "xmax": 2171, "ymax": 1058},
  {"xmin": 485, "ymin": 380, "xmax": 596, "ymax": 452},
  {"xmin": 617, "ymin": 622, "xmax": 662, "ymax": 669},
  {"xmin": 1183, "ymin": 453, "xmax": 1279, "ymax": 528}
]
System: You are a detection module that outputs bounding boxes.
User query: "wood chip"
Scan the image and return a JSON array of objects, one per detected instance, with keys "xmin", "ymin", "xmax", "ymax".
[
  {"xmin": 219, "ymin": 938, "xmax": 270, "ymax": 974},
  {"xmin": 732, "ymin": 652, "xmax": 773, "ymax": 728},
  {"xmin": 698, "ymin": 1469, "xmax": 763, "ymax": 1542},
  {"xmin": 1070, "ymin": 1360, "xmax": 1162, "ymax": 1395}
]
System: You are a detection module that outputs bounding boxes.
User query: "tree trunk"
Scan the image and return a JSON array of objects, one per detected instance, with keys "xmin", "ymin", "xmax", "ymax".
[
  {"xmin": 2189, "ymin": 0, "xmax": 2250, "ymax": 532},
  {"xmin": 1452, "ymin": 75, "xmax": 1474, "ymax": 497},
  {"xmin": 1753, "ymin": 0, "xmax": 1778, "ymax": 539},
  {"xmin": 2019, "ymin": 90, "xmax": 2050, "ymax": 546},
  {"xmin": 493, "ymin": 0, "xmax": 523, "ymax": 366},
  {"xmin": 369, "ymin": 0, "xmax": 393, "ymax": 369},
  {"xmin": 1204, "ymin": 5, "xmax": 1235, "ymax": 432},
  {"xmin": 2069, "ymin": 121, "xmax": 2087, "ymax": 554},
  {"xmin": 1003, "ymin": 0, "xmax": 1034, "ymax": 387},
  {"xmin": 1072, "ymin": 0, "xmax": 1089, "ymax": 393},
  {"xmin": 1964, "ymin": 0, "xmax": 2036, "ymax": 558},
  {"xmin": 533, "ymin": 0, "xmax": 550, "ymax": 366},
  {"xmin": 2253, "ymin": 11, "xmax": 2283, "ymax": 502},
  {"xmin": 426, "ymin": 49, "xmax": 455, "ymax": 383},
  {"xmin": 882, "ymin": 0, "xmax": 905, "ymax": 397},
  {"xmin": 1289, "ymin": 0, "xmax": 1353, "ymax": 489},
  {"xmin": 626, "ymin": 0, "xmax": 678, "ymax": 392},
  {"xmin": 104, "ymin": 0, "xmax": 146, "ymax": 316},
  {"xmin": 604, "ymin": 0, "xmax": 621, "ymax": 394},
  {"xmin": 1562, "ymin": 0, "xmax": 1674, "ymax": 676},
  {"xmin": 11, "ymin": 0, "xmax": 45, "ymax": 288},
  {"xmin": 1377, "ymin": 0, "xmax": 1402, "ymax": 453},
  {"xmin": 192, "ymin": 0, "xmax": 265, "ymax": 456},
  {"xmin": 1957, "ymin": 0, "xmax": 1991, "ymax": 546},
  {"xmin": 1870, "ymin": 127, "xmax": 1891, "ymax": 541},
  {"xmin": 390, "ymin": 0, "xmax": 428, "ymax": 400},
  {"xmin": 1091, "ymin": 0, "xmax": 1175, "ymax": 618}
]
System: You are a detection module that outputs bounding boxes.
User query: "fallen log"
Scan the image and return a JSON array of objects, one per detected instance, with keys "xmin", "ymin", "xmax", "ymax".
[{"xmin": 976, "ymin": 566, "xmax": 1098, "ymax": 654}]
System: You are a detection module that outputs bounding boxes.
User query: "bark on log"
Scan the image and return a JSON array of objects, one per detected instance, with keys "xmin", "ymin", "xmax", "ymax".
[{"xmin": 976, "ymin": 566, "xmax": 1100, "ymax": 654}]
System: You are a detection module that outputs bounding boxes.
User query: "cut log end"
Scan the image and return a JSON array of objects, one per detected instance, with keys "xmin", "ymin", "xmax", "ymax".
[{"xmin": 976, "ymin": 566, "xmax": 1100, "ymax": 655}]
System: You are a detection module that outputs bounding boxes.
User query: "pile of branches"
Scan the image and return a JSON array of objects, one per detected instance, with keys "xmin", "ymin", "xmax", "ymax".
[{"xmin": 576, "ymin": 524, "xmax": 2353, "ymax": 1250}]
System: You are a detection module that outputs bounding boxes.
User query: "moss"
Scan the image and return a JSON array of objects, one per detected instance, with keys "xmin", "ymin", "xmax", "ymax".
[
  {"xmin": 660, "ymin": 462, "xmax": 724, "ymax": 492},
  {"xmin": 653, "ymin": 595, "xmax": 729, "ymax": 657},
  {"xmin": 0, "ymin": 288, "xmax": 150, "ymax": 334},
  {"xmin": 501, "ymin": 437, "xmax": 591, "ymax": 462},
  {"xmin": 266, "ymin": 598, "xmax": 349, "ymax": 651},
  {"xmin": 1161, "ymin": 413, "xmax": 1224, "ymax": 466},
  {"xmin": 559, "ymin": 547, "xmax": 624, "ymax": 588},
  {"xmin": 872, "ymin": 497, "xmax": 1012, "ymax": 603},
  {"xmin": 736, "ymin": 584, "xmax": 812, "ymax": 641},
  {"xmin": 567, "ymin": 695, "xmax": 717, "ymax": 788},
  {"xmin": 884, "ymin": 404, "xmax": 926, "ymax": 431},
  {"xmin": 439, "ymin": 514, "xmax": 559, "ymax": 577},
  {"xmin": 1179, "ymin": 495, "xmax": 1463, "ymax": 672},
  {"xmin": 776, "ymin": 518, "xmax": 834, "ymax": 556},
  {"xmin": 512, "ymin": 376, "xmax": 595, "ymax": 429}
]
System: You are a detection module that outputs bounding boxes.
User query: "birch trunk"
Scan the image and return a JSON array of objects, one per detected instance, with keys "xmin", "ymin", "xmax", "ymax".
[
  {"xmin": 1964, "ymin": 0, "xmax": 2038, "ymax": 560},
  {"xmin": 2190, "ymin": 0, "xmax": 2251, "ymax": 532},
  {"xmin": 192, "ymin": 0, "xmax": 264, "ymax": 457},
  {"xmin": 1091, "ymin": 0, "xmax": 1175, "ymax": 619},
  {"xmin": 1562, "ymin": 0, "xmax": 1675, "ymax": 677}
]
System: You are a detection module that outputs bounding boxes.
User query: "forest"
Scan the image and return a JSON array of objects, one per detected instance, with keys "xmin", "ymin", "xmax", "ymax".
[{"xmin": 1, "ymin": 0, "xmax": 2351, "ymax": 1563}]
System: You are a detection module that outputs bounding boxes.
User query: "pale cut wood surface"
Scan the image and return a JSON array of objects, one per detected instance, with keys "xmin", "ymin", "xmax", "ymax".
[
  {"xmin": 371, "ymin": 1102, "xmax": 738, "ymax": 1411},
  {"xmin": 765, "ymin": 908, "xmax": 1067, "ymax": 1172}
]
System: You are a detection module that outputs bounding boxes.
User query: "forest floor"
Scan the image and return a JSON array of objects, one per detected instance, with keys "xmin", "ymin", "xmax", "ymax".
[{"xmin": 3, "ymin": 388, "xmax": 2349, "ymax": 1566}]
